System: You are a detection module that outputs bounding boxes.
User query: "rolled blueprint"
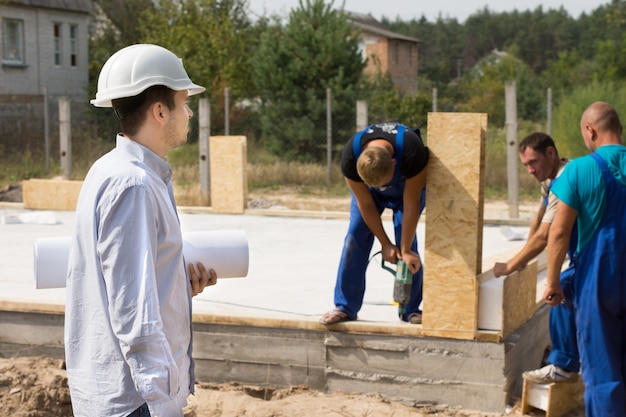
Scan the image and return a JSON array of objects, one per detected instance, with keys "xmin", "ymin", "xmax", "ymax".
[
  {"xmin": 34, "ymin": 236, "xmax": 72, "ymax": 289},
  {"xmin": 34, "ymin": 230, "xmax": 249, "ymax": 289}
]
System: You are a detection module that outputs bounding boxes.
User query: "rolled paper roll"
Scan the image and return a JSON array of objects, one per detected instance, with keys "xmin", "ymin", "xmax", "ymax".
[
  {"xmin": 182, "ymin": 230, "xmax": 249, "ymax": 279},
  {"xmin": 34, "ymin": 236, "xmax": 72, "ymax": 289},
  {"xmin": 34, "ymin": 230, "xmax": 249, "ymax": 289}
]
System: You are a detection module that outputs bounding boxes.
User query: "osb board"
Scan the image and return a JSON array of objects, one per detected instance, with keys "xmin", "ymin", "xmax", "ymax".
[
  {"xmin": 521, "ymin": 376, "xmax": 584, "ymax": 417},
  {"xmin": 22, "ymin": 179, "xmax": 83, "ymax": 211},
  {"xmin": 210, "ymin": 136, "xmax": 247, "ymax": 214},
  {"xmin": 422, "ymin": 112, "xmax": 487, "ymax": 340},
  {"xmin": 502, "ymin": 259, "xmax": 537, "ymax": 339}
]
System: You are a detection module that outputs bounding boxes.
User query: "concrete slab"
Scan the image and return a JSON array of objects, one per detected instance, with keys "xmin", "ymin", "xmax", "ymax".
[{"xmin": 0, "ymin": 204, "xmax": 529, "ymax": 323}]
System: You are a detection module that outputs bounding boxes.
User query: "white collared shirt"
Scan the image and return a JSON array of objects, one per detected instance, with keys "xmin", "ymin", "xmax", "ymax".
[{"xmin": 65, "ymin": 135, "xmax": 193, "ymax": 417}]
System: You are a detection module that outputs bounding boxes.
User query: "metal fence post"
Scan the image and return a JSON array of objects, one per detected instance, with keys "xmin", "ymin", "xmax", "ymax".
[
  {"xmin": 546, "ymin": 87, "xmax": 553, "ymax": 137},
  {"xmin": 224, "ymin": 87, "xmax": 230, "ymax": 136},
  {"xmin": 199, "ymin": 98, "xmax": 211, "ymax": 205},
  {"xmin": 356, "ymin": 100, "xmax": 368, "ymax": 131},
  {"xmin": 505, "ymin": 80, "xmax": 519, "ymax": 219},
  {"xmin": 59, "ymin": 97, "xmax": 72, "ymax": 178},
  {"xmin": 44, "ymin": 87, "xmax": 50, "ymax": 173},
  {"xmin": 326, "ymin": 88, "xmax": 332, "ymax": 186}
]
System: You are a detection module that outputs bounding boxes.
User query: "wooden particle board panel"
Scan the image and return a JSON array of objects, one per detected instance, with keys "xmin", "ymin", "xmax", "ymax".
[
  {"xmin": 477, "ymin": 259, "xmax": 538, "ymax": 338},
  {"xmin": 422, "ymin": 112, "xmax": 487, "ymax": 340},
  {"xmin": 209, "ymin": 136, "xmax": 248, "ymax": 214},
  {"xmin": 502, "ymin": 260, "xmax": 537, "ymax": 338},
  {"xmin": 22, "ymin": 178, "xmax": 83, "ymax": 211},
  {"xmin": 521, "ymin": 376, "xmax": 585, "ymax": 417}
]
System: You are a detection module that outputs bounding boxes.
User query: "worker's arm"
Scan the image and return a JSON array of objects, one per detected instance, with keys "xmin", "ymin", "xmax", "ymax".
[
  {"xmin": 400, "ymin": 169, "xmax": 427, "ymax": 274},
  {"xmin": 346, "ymin": 178, "xmax": 397, "ymax": 262},
  {"xmin": 543, "ymin": 201, "xmax": 577, "ymax": 306},
  {"xmin": 493, "ymin": 203, "xmax": 550, "ymax": 277}
]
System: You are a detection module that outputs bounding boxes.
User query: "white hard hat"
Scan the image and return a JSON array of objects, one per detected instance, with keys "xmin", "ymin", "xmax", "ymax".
[{"xmin": 91, "ymin": 44, "xmax": 205, "ymax": 107}]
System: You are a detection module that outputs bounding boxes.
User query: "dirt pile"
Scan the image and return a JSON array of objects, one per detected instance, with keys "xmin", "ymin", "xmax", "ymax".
[
  {"xmin": 0, "ymin": 356, "xmax": 71, "ymax": 417},
  {"xmin": 0, "ymin": 183, "xmax": 22, "ymax": 202}
]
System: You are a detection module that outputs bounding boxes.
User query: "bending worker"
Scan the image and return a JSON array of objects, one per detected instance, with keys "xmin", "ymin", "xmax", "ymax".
[
  {"xmin": 320, "ymin": 122, "xmax": 428, "ymax": 325},
  {"xmin": 544, "ymin": 101, "xmax": 626, "ymax": 416},
  {"xmin": 65, "ymin": 44, "xmax": 216, "ymax": 417},
  {"xmin": 494, "ymin": 132, "xmax": 579, "ymax": 384}
]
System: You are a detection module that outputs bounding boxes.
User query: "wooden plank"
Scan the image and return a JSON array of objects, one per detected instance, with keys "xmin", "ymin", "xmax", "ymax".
[
  {"xmin": 521, "ymin": 377, "xmax": 584, "ymax": 417},
  {"xmin": 422, "ymin": 112, "xmax": 487, "ymax": 340},
  {"xmin": 502, "ymin": 259, "xmax": 537, "ymax": 339},
  {"xmin": 192, "ymin": 312, "xmax": 426, "ymax": 337},
  {"xmin": 22, "ymin": 178, "xmax": 83, "ymax": 210},
  {"xmin": 546, "ymin": 377, "xmax": 585, "ymax": 417},
  {"xmin": 210, "ymin": 136, "xmax": 247, "ymax": 214}
]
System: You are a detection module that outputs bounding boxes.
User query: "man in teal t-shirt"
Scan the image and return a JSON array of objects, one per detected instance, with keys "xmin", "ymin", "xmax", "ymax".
[
  {"xmin": 545, "ymin": 101, "xmax": 626, "ymax": 416},
  {"xmin": 552, "ymin": 144, "xmax": 626, "ymax": 251}
]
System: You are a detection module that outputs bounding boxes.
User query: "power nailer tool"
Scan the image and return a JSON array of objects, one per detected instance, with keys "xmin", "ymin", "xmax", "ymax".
[{"xmin": 381, "ymin": 258, "xmax": 412, "ymax": 319}]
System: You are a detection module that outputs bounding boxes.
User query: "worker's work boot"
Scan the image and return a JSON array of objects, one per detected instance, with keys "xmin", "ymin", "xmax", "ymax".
[{"xmin": 523, "ymin": 364, "xmax": 578, "ymax": 383}]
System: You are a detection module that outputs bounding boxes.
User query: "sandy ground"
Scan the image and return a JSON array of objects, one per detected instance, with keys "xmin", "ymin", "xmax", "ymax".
[
  {"xmin": 1, "ymin": 185, "xmax": 584, "ymax": 416},
  {"xmin": 0, "ymin": 356, "xmax": 548, "ymax": 417}
]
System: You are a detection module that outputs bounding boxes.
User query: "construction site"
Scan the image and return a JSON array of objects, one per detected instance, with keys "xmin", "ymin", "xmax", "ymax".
[{"xmin": 0, "ymin": 113, "xmax": 584, "ymax": 416}]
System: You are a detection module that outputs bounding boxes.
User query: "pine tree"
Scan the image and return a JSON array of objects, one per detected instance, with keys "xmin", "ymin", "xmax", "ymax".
[{"xmin": 251, "ymin": 0, "xmax": 365, "ymax": 162}]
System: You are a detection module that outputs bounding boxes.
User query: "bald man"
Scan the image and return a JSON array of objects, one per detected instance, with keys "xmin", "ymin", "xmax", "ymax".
[{"xmin": 544, "ymin": 102, "xmax": 626, "ymax": 416}]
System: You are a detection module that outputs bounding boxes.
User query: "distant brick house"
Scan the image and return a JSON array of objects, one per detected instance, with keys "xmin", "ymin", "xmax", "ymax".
[
  {"xmin": 0, "ymin": 0, "xmax": 94, "ymax": 146},
  {"xmin": 348, "ymin": 12, "xmax": 420, "ymax": 94}
]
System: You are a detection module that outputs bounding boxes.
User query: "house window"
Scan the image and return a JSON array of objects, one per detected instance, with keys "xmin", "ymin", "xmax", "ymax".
[
  {"xmin": 70, "ymin": 25, "xmax": 78, "ymax": 67},
  {"xmin": 358, "ymin": 41, "xmax": 366, "ymax": 61},
  {"xmin": 2, "ymin": 18, "xmax": 24, "ymax": 64},
  {"xmin": 391, "ymin": 41, "xmax": 398, "ymax": 65},
  {"xmin": 54, "ymin": 23, "xmax": 62, "ymax": 66},
  {"xmin": 406, "ymin": 44, "xmax": 412, "ymax": 65}
]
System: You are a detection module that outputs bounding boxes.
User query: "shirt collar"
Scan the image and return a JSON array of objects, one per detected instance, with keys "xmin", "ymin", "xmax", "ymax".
[{"xmin": 116, "ymin": 134, "xmax": 173, "ymax": 183}]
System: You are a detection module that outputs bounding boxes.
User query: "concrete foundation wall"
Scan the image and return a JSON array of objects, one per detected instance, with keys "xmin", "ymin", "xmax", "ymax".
[{"xmin": 0, "ymin": 304, "xmax": 551, "ymax": 412}]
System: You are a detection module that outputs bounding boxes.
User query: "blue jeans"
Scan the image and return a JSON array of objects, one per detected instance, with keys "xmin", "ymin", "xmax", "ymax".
[{"xmin": 127, "ymin": 403, "xmax": 150, "ymax": 417}]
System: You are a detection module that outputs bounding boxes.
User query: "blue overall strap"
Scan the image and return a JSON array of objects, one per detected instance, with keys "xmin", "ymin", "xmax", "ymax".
[
  {"xmin": 545, "ymin": 176, "xmax": 558, "ymax": 207},
  {"xmin": 352, "ymin": 127, "xmax": 368, "ymax": 159},
  {"xmin": 590, "ymin": 151, "xmax": 609, "ymax": 172},
  {"xmin": 353, "ymin": 123, "xmax": 406, "ymax": 163},
  {"xmin": 394, "ymin": 124, "xmax": 405, "ymax": 166}
]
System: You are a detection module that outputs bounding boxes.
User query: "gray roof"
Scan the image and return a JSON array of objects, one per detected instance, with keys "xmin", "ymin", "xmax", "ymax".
[
  {"xmin": 347, "ymin": 11, "xmax": 420, "ymax": 43},
  {"xmin": 7, "ymin": 0, "xmax": 95, "ymax": 13}
]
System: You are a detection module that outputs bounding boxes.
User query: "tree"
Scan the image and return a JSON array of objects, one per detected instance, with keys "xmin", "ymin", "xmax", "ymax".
[
  {"xmin": 251, "ymin": 0, "xmax": 365, "ymax": 162},
  {"xmin": 88, "ymin": 0, "xmax": 257, "ymax": 140},
  {"xmin": 552, "ymin": 80, "xmax": 626, "ymax": 158},
  {"xmin": 87, "ymin": 0, "xmax": 157, "ymax": 141},
  {"xmin": 139, "ymin": 0, "xmax": 256, "ymax": 98},
  {"xmin": 457, "ymin": 48, "xmax": 542, "ymax": 126},
  {"xmin": 358, "ymin": 73, "xmax": 432, "ymax": 134}
]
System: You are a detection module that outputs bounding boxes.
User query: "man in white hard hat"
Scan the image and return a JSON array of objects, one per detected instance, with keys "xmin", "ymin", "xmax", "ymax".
[{"xmin": 65, "ymin": 44, "xmax": 213, "ymax": 417}]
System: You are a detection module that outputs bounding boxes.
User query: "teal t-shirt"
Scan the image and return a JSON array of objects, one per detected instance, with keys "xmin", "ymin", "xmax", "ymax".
[{"xmin": 552, "ymin": 145, "xmax": 626, "ymax": 252}]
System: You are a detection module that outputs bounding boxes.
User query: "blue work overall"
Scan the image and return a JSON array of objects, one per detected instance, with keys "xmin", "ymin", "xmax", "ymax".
[
  {"xmin": 546, "ymin": 178, "xmax": 580, "ymax": 373},
  {"xmin": 573, "ymin": 152, "xmax": 626, "ymax": 416},
  {"xmin": 333, "ymin": 124, "xmax": 426, "ymax": 321}
]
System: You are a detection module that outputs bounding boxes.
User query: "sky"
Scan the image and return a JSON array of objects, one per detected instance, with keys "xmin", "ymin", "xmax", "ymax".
[{"xmin": 248, "ymin": 0, "xmax": 612, "ymax": 23}]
